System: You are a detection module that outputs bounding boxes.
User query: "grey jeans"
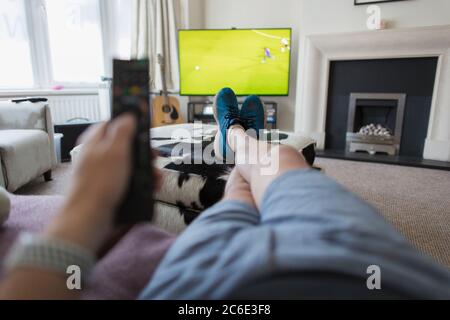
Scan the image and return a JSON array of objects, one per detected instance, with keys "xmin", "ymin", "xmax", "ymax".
[{"xmin": 139, "ymin": 169, "xmax": 450, "ymax": 299}]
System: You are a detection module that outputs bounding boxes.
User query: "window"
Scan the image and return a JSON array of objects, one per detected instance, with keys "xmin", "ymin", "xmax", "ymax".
[
  {"xmin": 45, "ymin": 0, "xmax": 104, "ymax": 83},
  {"xmin": 0, "ymin": 0, "xmax": 34, "ymax": 87},
  {"xmin": 0, "ymin": 0, "xmax": 114, "ymax": 89},
  {"xmin": 111, "ymin": 0, "xmax": 132, "ymax": 60}
]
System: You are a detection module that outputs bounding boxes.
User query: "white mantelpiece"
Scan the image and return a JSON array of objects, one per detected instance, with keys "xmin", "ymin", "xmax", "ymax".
[{"xmin": 294, "ymin": 25, "xmax": 450, "ymax": 162}]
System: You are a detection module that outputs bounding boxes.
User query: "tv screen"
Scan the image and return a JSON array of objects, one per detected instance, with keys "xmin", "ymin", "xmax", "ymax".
[{"xmin": 178, "ymin": 28, "xmax": 291, "ymax": 96}]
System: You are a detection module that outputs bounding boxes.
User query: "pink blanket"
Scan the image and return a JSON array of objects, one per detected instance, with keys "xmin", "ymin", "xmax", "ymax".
[{"xmin": 0, "ymin": 194, "xmax": 175, "ymax": 300}]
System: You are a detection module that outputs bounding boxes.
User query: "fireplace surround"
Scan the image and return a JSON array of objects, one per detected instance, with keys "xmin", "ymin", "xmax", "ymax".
[
  {"xmin": 295, "ymin": 25, "xmax": 450, "ymax": 162},
  {"xmin": 346, "ymin": 93, "xmax": 406, "ymax": 156}
]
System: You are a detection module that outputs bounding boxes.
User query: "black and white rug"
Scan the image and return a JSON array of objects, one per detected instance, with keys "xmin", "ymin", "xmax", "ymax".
[{"xmin": 151, "ymin": 124, "xmax": 316, "ymax": 233}]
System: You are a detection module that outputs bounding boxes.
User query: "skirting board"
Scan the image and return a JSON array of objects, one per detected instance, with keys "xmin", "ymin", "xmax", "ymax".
[{"xmin": 424, "ymin": 139, "xmax": 450, "ymax": 162}]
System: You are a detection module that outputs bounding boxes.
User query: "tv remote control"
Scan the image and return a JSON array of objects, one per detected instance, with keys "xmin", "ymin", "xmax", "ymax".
[
  {"xmin": 12, "ymin": 98, "xmax": 48, "ymax": 103},
  {"xmin": 112, "ymin": 59, "xmax": 154, "ymax": 225}
]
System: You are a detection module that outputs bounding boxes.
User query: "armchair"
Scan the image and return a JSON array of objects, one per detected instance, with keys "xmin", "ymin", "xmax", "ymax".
[{"xmin": 0, "ymin": 100, "xmax": 57, "ymax": 192}]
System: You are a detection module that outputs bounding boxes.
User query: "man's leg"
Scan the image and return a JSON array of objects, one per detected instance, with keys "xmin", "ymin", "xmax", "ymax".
[
  {"xmin": 222, "ymin": 167, "xmax": 257, "ymax": 208},
  {"xmin": 227, "ymin": 125, "xmax": 309, "ymax": 208},
  {"xmin": 139, "ymin": 169, "xmax": 261, "ymax": 299},
  {"xmin": 221, "ymin": 93, "xmax": 450, "ymax": 299},
  {"xmin": 142, "ymin": 88, "xmax": 450, "ymax": 299}
]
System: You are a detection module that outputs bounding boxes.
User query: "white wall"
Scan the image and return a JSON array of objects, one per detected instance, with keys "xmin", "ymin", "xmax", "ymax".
[
  {"xmin": 299, "ymin": 0, "xmax": 450, "ymax": 35},
  {"xmin": 184, "ymin": 0, "xmax": 205, "ymax": 29},
  {"xmin": 187, "ymin": 0, "xmax": 450, "ymax": 131},
  {"xmin": 296, "ymin": 0, "xmax": 450, "ymax": 134}
]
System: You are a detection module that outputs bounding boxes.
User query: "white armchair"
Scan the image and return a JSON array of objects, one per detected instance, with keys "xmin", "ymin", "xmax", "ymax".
[{"xmin": 0, "ymin": 100, "xmax": 57, "ymax": 192}]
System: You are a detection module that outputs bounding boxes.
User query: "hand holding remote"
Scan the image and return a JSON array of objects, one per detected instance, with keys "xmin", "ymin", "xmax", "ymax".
[
  {"xmin": 112, "ymin": 59, "xmax": 154, "ymax": 225},
  {"xmin": 45, "ymin": 115, "xmax": 137, "ymax": 254}
]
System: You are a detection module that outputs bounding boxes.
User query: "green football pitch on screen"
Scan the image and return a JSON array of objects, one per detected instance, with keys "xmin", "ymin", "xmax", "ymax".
[{"xmin": 178, "ymin": 29, "xmax": 291, "ymax": 96}]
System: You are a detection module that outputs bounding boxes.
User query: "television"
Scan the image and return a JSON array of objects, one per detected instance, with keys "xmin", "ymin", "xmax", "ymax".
[{"xmin": 178, "ymin": 28, "xmax": 292, "ymax": 96}]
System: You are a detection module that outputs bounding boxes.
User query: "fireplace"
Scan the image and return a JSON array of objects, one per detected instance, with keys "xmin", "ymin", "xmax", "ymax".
[
  {"xmin": 324, "ymin": 57, "xmax": 437, "ymax": 158},
  {"xmin": 295, "ymin": 26, "xmax": 450, "ymax": 163},
  {"xmin": 346, "ymin": 93, "xmax": 406, "ymax": 156}
]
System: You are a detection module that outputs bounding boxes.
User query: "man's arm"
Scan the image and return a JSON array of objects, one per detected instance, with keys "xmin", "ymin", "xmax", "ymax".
[{"xmin": 0, "ymin": 115, "xmax": 137, "ymax": 300}]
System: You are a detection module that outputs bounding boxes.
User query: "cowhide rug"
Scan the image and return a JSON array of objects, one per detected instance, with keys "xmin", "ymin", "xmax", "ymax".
[{"xmin": 151, "ymin": 124, "xmax": 316, "ymax": 234}]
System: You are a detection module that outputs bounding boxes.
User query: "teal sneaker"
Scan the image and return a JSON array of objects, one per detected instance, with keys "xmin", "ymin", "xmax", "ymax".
[
  {"xmin": 240, "ymin": 95, "xmax": 266, "ymax": 139},
  {"xmin": 213, "ymin": 88, "xmax": 243, "ymax": 161}
]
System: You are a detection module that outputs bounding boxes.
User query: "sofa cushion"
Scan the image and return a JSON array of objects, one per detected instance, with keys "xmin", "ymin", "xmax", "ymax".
[
  {"xmin": 0, "ymin": 101, "xmax": 48, "ymax": 131},
  {"xmin": 0, "ymin": 130, "xmax": 53, "ymax": 192},
  {"xmin": 0, "ymin": 194, "xmax": 175, "ymax": 299}
]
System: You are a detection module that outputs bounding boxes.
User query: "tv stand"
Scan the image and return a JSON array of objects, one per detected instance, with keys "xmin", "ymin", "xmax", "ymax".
[{"xmin": 187, "ymin": 100, "xmax": 278, "ymax": 129}]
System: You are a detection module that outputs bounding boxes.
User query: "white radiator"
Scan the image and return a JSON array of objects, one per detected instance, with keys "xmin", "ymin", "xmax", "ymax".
[
  {"xmin": 48, "ymin": 94, "xmax": 103, "ymax": 124},
  {"xmin": 1, "ymin": 88, "xmax": 111, "ymax": 124}
]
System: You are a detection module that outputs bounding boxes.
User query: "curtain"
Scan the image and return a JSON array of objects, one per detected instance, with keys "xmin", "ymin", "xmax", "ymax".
[{"xmin": 131, "ymin": 0, "xmax": 183, "ymax": 92}]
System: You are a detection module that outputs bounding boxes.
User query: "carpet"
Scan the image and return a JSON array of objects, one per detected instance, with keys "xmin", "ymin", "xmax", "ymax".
[
  {"xmin": 16, "ymin": 163, "xmax": 73, "ymax": 196},
  {"xmin": 15, "ymin": 159, "xmax": 450, "ymax": 269},
  {"xmin": 315, "ymin": 158, "xmax": 450, "ymax": 269}
]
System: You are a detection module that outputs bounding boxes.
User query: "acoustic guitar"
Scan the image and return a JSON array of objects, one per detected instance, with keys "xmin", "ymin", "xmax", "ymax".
[{"xmin": 152, "ymin": 54, "xmax": 184, "ymax": 127}]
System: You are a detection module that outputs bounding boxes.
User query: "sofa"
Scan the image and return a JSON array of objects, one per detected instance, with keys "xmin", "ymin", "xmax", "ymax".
[
  {"xmin": 0, "ymin": 101, "xmax": 57, "ymax": 192},
  {"xmin": 0, "ymin": 191, "xmax": 175, "ymax": 299}
]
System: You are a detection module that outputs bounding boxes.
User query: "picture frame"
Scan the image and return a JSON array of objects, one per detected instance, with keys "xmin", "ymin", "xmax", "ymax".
[{"xmin": 354, "ymin": 0, "xmax": 407, "ymax": 5}]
